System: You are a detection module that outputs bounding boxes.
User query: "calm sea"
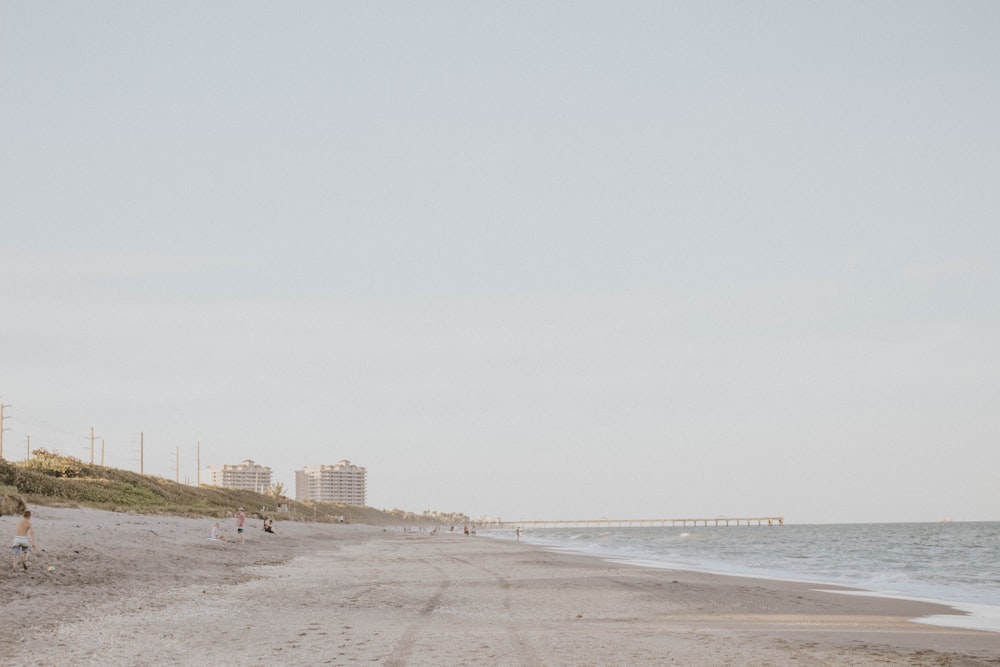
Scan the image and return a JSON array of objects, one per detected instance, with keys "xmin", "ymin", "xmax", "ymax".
[{"xmin": 485, "ymin": 521, "xmax": 1000, "ymax": 633}]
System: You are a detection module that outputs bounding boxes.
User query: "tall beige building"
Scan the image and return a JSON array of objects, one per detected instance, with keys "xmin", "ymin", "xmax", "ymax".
[
  {"xmin": 202, "ymin": 459, "xmax": 272, "ymax": 494},
  {"xmin": 295, "ymin": 460, "xmax": 366, "ymax": 505}
]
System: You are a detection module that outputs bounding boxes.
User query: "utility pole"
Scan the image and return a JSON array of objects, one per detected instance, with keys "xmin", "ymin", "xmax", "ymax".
[
  {"xmin": 140, "ymin": 432, "xmax": 144, "ymax": 475},
  {"xmin": 26, "ymin": 434, "xmax": 30, "ymax": 460},
  {"xmin": 175, "ymin": 446, "xmax": 180, "ymax": 483},
  {"xmin": 0, "ymin": 404, "xmax": 11, "ymax": 459},
  {"xmin": 101, "ymin": 439, "xmax": 105, "ymax": 466},
  {"xmin": 197, "ymin": 442, "xmax": 201, "ymax": 486},
  {"xmin": 89, "ymin": 427, "xmax": 97, "ymax": 464}
]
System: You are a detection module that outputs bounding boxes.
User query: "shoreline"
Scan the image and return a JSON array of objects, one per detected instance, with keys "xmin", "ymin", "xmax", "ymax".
[
  {"xmin": 4, "ymin": 506, "xmax": 999, "ymax": 665},
  {"xmin": 600, "ymin": 553, "xmax": 1000, "ymax": 635},
  {"xmin": 489, "ymin": 526, "xmax": 1000, "ymax": 636}
]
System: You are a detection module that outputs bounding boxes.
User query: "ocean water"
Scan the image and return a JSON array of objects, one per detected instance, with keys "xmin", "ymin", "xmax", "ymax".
[{"xmin": 485, "ymin": 521, "xmax": 1000, "ymax": 633}]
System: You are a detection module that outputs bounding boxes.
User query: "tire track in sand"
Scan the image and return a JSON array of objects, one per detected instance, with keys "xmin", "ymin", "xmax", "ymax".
[
  {"xmin": 384, "ymin": 559, "xmax": 451, "ymax": 667},
  {"xmin": 446, "ymin": 554, "xmax": 542, "ymax": 667}
]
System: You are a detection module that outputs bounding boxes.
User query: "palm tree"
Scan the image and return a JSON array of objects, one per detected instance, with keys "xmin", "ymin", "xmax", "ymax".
[{"xmin": 268, "ymin": 482, "xmax": 286, "ymax": 498}]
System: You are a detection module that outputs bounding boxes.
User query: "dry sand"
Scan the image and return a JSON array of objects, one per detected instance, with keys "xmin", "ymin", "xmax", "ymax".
[{"xmin": 3, "ymin": 506, "xmax": 999, "ymax": 666}]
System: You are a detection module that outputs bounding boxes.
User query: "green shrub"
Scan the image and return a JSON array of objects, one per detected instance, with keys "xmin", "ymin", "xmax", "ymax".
[
  {"xmin": 0, "ymin": 494, "xmax": 26, "ymax": 516},
  {"xmin": 21, "ymin": 449, "xmax": 86, "ymax": 477}
]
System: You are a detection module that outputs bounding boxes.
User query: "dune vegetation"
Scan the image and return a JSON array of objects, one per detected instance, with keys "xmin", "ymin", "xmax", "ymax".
[{"xmin": 0, "ymin": 449, "xmax": 468, "ymax": 527}]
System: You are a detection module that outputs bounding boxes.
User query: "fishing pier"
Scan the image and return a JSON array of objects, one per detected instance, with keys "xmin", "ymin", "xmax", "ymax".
[{"xmin": 497, "ymin": 516, "xmax": 784, "ymax": 528}]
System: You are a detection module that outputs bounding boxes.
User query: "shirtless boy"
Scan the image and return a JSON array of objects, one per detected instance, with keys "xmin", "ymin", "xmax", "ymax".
[
  {"xmin": 236, "ymin": 507, "xmax": 246, "ymax": 544},
  {"xmin": 12, "ymin": 510, "xmax": 36, "ymax": 572}
]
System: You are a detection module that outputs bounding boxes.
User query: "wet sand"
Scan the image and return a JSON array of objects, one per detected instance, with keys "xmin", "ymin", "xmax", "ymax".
[{"xmin": 3, "ymin": 506, "xmax": 999, "ymax": 666}]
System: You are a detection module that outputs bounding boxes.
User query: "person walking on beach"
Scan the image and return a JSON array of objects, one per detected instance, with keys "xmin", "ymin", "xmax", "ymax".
[
  {"xmin": 236, "ymin": 507, "xmax": 246, "ymax": 544},
  {"xmin": 11, "ymin": 510, "xmax": 37, "ymax": 572}
]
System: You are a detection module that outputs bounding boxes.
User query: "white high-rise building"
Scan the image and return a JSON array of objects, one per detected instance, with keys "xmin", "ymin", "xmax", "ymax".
[
  {"xmin": 202, "ymin": 459, "xmax": 272, "ymax": 494},
  {"xmin": 295, "ymin": 460, "xmax": 367, "ymax": 505}
]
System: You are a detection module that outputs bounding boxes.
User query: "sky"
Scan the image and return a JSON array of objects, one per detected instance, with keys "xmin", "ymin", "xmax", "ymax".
[{"xmin": 2, "ymin": 2, "xmax": 998, "ymax": 524}]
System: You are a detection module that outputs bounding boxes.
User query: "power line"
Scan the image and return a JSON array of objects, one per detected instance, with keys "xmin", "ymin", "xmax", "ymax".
[
  {"xmin": 0, "ymin": 399, "xmax": 206, "ymax": 485},
  {"xmin": 1, "ymin": 403, "xmax": 93, "ymax": 456}
]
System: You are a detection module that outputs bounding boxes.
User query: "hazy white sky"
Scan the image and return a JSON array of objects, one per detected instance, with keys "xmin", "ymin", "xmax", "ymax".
[{"xmin": 2, "ymin": 2, "xmax": 998, "ymax": 523}]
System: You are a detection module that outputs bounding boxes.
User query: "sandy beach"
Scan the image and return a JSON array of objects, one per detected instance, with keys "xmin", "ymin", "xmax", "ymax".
[{"xmin": 3, "ymin": 506, "xmax": 999, "ymax": 666}]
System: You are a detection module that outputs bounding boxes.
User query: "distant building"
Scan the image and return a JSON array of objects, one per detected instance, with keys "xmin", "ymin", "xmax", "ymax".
[
  {"xmin": 202, "ymin": 459, "xmax": 272, "ymax": 494},
  {"xmin": 295, "ymin": 460, "xmax": 367, "ymax": 505}
]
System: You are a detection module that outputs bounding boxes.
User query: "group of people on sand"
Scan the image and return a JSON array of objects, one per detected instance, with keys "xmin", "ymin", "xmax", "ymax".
[
  {"xmin": 209, "ymin": 507, "xmax": 277, "ymax": 543},
  {"xmin": 11, "ymin": 506, "xmax": 282, "ymax": 572}
]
